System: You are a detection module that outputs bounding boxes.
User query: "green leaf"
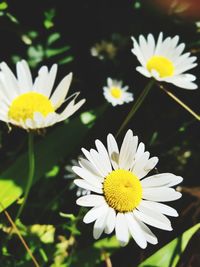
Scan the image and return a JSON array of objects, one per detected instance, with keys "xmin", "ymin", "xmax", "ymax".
[
  {"xmin": 58, "ymin": 56, "xmax": 74, "ymax": 65},
  {"xmin": 73, "ymin": 236, "xmax": 120, "ymax": 266},
  {"xmin": 0, "ymin": 2, "xmax": 8, "ymax": 10},
  {"xmin": 45, "ymin": 46, "xmax": 70, "ymax": 58},
  {"xmin": 44, "ymin": 20, "xmax": 54, "ymax": 29},
  {"xmin": 0, "ymin": 106, "xmax": 105, "ymax": 212},
  {"xmin": 27, "ymin": 45, "xmax": 44, "ymax": 60},
  {"xmin": 6, "ymin": 12, "xmax": 19, "ymax": 24},
  {"xmin": 27, "ymin": 31, "xmax": 38, "ymax": 40},
  {"xmin": 45, "ymin": 165, "xmax": 60, "ymax": 178},
  {"xmin": 21, "ymin": 34, "xmax": 32, "ymax": 45},
  {"xmin": 44, "ymin": 9, "xmax": 55, "ymax": 29},
  {"xmin": 94, "ymin": 236, "xmax": 120, "ymax": 250},
  {"xmin": 139, "ymin": 223, "xmax": 200, "ymax": 267},
  {"xmin": 80, "ymin": 111, "xmax": 97, "ymax": 126},
  {"xmin": 47, "ymin": 32, "xmax": 61, "ymax": 46},
  {"xmin": 27, "ymin": 45, "xmax": 44, "ymax": 67}
]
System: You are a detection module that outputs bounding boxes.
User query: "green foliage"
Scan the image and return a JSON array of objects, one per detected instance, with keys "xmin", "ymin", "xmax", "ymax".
[
  {"xmin": 72, "ymin": 236, "xmax": 120, "ymax": 266},
  {"xmin": 0, "ymin": 106, "xmax": 105, "ymax": 212},
  {"xmin": 80, "ymin": 110, "xmax": 97, "ymax": 127},
  {"xmin": 0, "ymin": 2, "xmax": 8, "ymax": 10},
  {"xmin": 26, "ymin": 32, "xmax": 73, "ymax": 67},
  {"xmin": 139, "ymin": 223, "xmax": 200, "ymax": 267},
  {"xmin": 45, "ymin": 165, "xmax": 60, "ymax": 178},
  {"xmin": 44, "ymin": 8, "xmax": 56, "ymax": 29}
]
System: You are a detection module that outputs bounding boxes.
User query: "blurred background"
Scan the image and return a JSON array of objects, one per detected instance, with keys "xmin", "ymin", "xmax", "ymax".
[{"xmin": 0, "ymin": 0, "xmax": 199, "ymax": 266}]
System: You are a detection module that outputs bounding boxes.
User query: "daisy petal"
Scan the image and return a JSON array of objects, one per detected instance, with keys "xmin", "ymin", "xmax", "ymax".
[
  {"xmin": 154, "ymin": 32, "xmax": 163, "ymax": 55},
  {"xmin": 125, "ymin": 213, "xmax": 147, "ymax": 248},
  {"xmin": 74, "ymin": 179, "xmax": 103, "ymax": 194},
  {"xmin": 134, "ymin": 206, "xmax": 172, "ymax": 231},
  {"xmin": 131, "ymin": 37, "xmax": 146, "ymax": 66},
  {"xmin": 33, "ymin": 66, "xmax": 48, "ymax": 92},
  {"xmin": 136, "ymin": 66, "xmax": 151, "ymax": 78},
  {"xmin": 72, "ymin": 166, "xmax": 102, "ymax": 188},
  {"xmin": 132, "ymin": 151, "xmax": 150, "ymax": 178},
  {"xmin": 57, "ymin": 98, "xmax": 85, "ymax": 122},
  {"xmin": 90, "ymin": 149, "xmax": 110, "ymax": 177},
  {"xmin": 50, "ymin": 72, "xmax": 73, "ymax": 109},
  {"xmin": 95, "ymin": 139, "xmax": 112, "ymax": 173},
  {"xmin": 107, "ymin": 133, "xmax": 119, "ymax": 170},
  {"xmin": 104, "ymin": 208, "xmax": 116, "ymax": 234},
  {"xmin": 140, "ymin": 200, "xmax": 178, "ymax": 217},
  {"xmin": 143, "ymin": 187, "xmax": 182, "ymax": 202},
  {"xmin": 83, "ymin": 205, "xmax": 109, "ymax": 224},
  {"xmin": 115, "ymin": 213, "xmax": 129, "ymax": 246},
  {"xmin": 134, "ymin": 216, "xmax": 158, "ymax": 245},
  {"xmin": 0, "ymin": 62, "xmax": 19, "ymax": 93},
  {"xmin": 141, "ymin": 173, "xmax": 183, "ymax": 188},
  {"xmin": 93, "ymin": 210, "xmax": 109, "ymax": 239},
  {"xmin": 119, "ymin": 129, "xmax": 138, "ymax": 170},
  {"xmin": 16, "ymin": 60, "xmax": 33, "ymax": 93},
  {"xmin": 134, "ymin": 142, "xmax": 145, "ymax": 161},
  {"xmin": 79, "ymin": 157, "xmax": 102, "ymax": 178},
  {"xmin": 43, "ymin": 64, "xmax": 58, "ymax": 97}
]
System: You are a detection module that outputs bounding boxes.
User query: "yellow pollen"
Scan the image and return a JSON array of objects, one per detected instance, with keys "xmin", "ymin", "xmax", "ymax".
[
  {"xmin": 110, "ymin": 87, "xmax": 122, "ymax": 99},
  {"xmin": 103, "ymin": 169, "xmax": 142, "ymax": 212},
  {"xmin": 8, "ymin": 92, "xmax": 54, "ymax": 122},
  {"xmin": 146, "ymin": 56, "xmax": 174, "ymax": 78}
]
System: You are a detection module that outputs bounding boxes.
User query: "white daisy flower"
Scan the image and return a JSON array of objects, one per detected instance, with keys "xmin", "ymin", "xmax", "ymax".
[
  {"xmin": 103, "ymin": 78, "xmax": 134, "ymax": 106},
  {"xmin": 0, "ymin": 60, "xmax": 85, "ymax": 130},
  {"xmin": 131, "ymin": 32, "xmax": 198, "ymax": 90},
  {"xmin": 73, "ymin": 129, "xmax": 183, "ymax": 248}
]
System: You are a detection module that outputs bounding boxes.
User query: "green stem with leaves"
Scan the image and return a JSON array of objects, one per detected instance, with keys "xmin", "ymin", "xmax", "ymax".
[
  {"xmin": 116, "ymin": 79, "xmax": 155, "ymax": 138},
  {"xmin": 15, "ymin": 132, "xmax": 35, "ymax": 221}
]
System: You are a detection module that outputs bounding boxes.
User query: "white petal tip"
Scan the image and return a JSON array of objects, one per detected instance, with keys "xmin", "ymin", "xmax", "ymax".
[
  {"xmin": 73, "ymin": 179, "xmax": 80, "ymax": 186},
  {"xmin": 139, "ymin": 242, "xmax": 148, "ymax": 249},
  {"xmin": 166, "ymin": 226, "xmax": 173, "ymax": 231},
  {"xmin": 83, "ymin": 218, "xmax": 89, "ymax": 224},
  {"xmin": 76, "ymin": 198, "xmax": 83, "ymax": 206},
  {"xmin": 176, "ymin": 192, "xmax": 182, "ymax": 199},
  {"xmin": 151, "ymin": 239, "xmax": 158, "ymax": 245},
  {"xmin": 93, "ymin": 232, "xmax": 101, "ymax": 240},
  {"xmin": 177, "ymin": 176, "xmax": 183, "ymax": 184},
  {"xmin": 173, "ymin": 211, "xmax": 179, "ymax": 217},
  {"xmin": 119, "ymin": 241, "xmax": 128, "ymax": 247}
]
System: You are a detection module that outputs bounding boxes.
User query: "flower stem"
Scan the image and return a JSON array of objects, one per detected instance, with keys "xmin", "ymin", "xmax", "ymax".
[
  {"xmin": 158, "ymin": 84, "xmax": 200, "ymax": 121},
  {"xmin": 15, "ymin": 132, "xmax": 35, "ymax": 221},
  {"xmin": 0, "ymin": 202, "xmax": 40, "ymax": 267},
  {"xmin": 116, "ymin": 79, "xmax": 155, "ymax": 138}
]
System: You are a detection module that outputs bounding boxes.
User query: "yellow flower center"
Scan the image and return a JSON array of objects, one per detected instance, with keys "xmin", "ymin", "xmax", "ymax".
[
  {"xmin": 103, "ymin": 169, "xmax": 142, "ymax": 212},
  {"xmin": 146, "ymin": 56, "xmax": 174, "ymax": 78},
  {"xmin": 110, "ymin": 87, "xmax": 122, "ymax": 99},
  {"xmin": 8, "ymin": 92, "xmax": 54, "ymax": 122}
]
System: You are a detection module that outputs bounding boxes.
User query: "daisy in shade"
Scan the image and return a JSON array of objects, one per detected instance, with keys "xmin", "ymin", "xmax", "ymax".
[
  {"xmin": 0, "ymin": 60, "xmax": 85, "ymax": 130},
  {"xmin": 73, "ymin": 129, "xmax": 183, "ymax": 248},
  {"xmin": 103, "ymin": 78, "xmax": 134, "ymax": 106},
  {"xmin": 131, "ymin": 32, "xmax": 198, "ymax": 90}
]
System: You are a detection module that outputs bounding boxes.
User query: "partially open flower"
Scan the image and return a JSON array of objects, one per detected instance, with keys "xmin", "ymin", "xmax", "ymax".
[
  {"xmin": 103, "ymin": 78, "xmax": 134, "ymax": 106},
  {"xmin": 0, "ymin": 60, "xmax": 85, "ymax": 130},
  {"xmin": 73, "ymin": 129, "xmax": 183, "ymax": 248},
  {"xmin": 131, "ymin": 32, "xmax": 198, "ymax": 90}
]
